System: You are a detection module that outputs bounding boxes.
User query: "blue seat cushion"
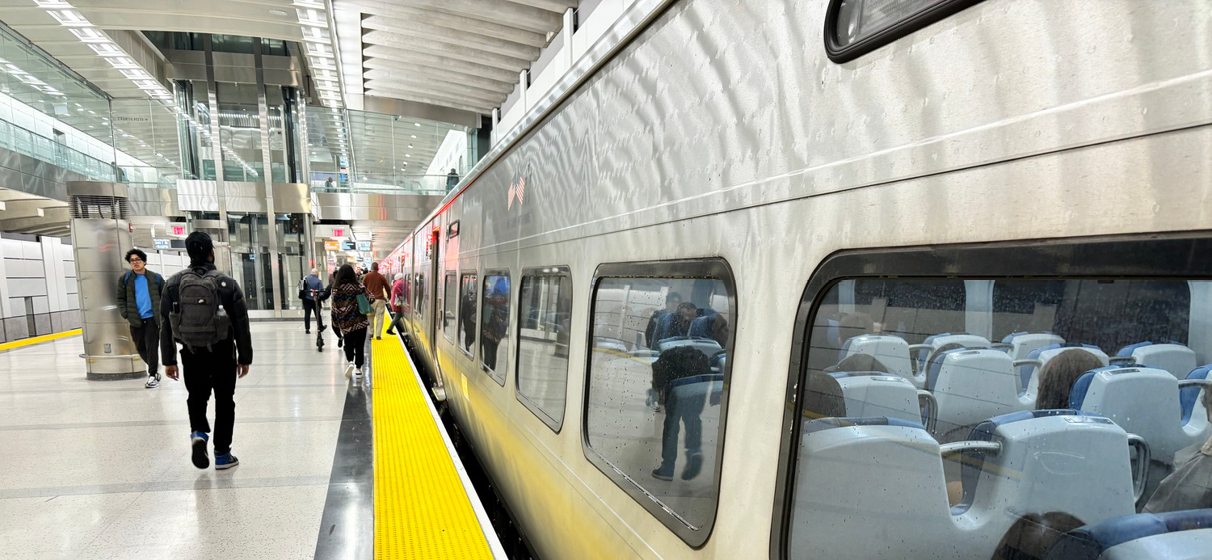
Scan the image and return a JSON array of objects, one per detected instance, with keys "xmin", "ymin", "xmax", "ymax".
[
  {"xmin": 1181, "ymin": 365, "xmax": 1211, "ymax": 425},
  {"xmin": 1069, "ymin": 365, "xmax": 1130, "ymax": 410},
  {"xmin": 1044, "ymin": 509, "xmax": 1212, "ymax": 560}
]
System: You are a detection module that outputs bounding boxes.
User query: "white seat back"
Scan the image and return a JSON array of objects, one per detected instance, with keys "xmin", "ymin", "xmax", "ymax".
[
  {"xmin": 1120, "ymin": 343, "xmax": 1198, "ymax": 379},
  {"xmin": 1071, "ymin": 366, "xmax": 1208, "ymax": 463},
  {"xmin": 928, "ymin": 349, "xmax": 1031, "ymax": 438},
  {"xmin": 1001, "ymin": 332, "xmax": 1065, "ymax": 362},
  {"xmin": 958, "ymin": 412, "xmax": 1137, "ymax": 527},
  {"xmin": 789, "ymin": 420, "xmax": 980, "ymax": 560},
  {"xmin": 832, "ymin": 373, "xmax": 926, "ymax": 427},
  {"xmin": 840, "ymin": 334, "xmax": 917, "ymax": 386}
]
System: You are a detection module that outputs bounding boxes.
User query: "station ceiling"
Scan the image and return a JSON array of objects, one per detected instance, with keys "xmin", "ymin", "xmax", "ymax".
[{"xmin": 0, "ymin": 0, "xmax": 570, "ymax": 120}]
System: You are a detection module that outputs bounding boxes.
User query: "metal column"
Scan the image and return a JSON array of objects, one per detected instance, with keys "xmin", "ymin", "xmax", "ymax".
[
  {"xmin": 202, "ymin": 34, "xmax": 228, "ymax": 238},
  {"xmin": 254, "ymin": 38, "xmax": 283, "ymax": 317},
  {"xmin": 69, "ymin": 182, "xmax": 143, "ymax": 380}
]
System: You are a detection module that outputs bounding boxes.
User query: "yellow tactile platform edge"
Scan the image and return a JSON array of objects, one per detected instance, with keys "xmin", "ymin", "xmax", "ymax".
[
  {"xmin": 0, "ymin": 328, "xmax": 80, "ymax": 352},
  {"xmin": 372, "ymin": 330, "xmax": 495, "ymax": 560}
]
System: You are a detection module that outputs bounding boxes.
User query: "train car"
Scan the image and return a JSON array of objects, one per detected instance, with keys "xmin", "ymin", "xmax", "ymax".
[{"xmin": 386, "ymin": 0, "xmax": 1212, "ymax": 558}]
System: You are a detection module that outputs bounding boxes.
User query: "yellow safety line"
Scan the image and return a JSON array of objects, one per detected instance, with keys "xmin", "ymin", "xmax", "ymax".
[
  {"xmin": 372, "ymin": 328, "xmax": 495, "ymax": 560},
  {"xmin": 0, "ymin": 328, "xmax": 81, "ymax": 352}
]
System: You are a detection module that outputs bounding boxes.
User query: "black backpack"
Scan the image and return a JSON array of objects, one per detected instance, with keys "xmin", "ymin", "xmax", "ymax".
[{"xmin": 170, "ymin": 267, "xmax": 232, "ymax": 350}]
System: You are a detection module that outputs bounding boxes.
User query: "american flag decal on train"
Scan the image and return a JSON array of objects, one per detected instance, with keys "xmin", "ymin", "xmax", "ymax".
[{"xmin": 508, "ymin": 173, "xmax": 526, "ymax": 209}]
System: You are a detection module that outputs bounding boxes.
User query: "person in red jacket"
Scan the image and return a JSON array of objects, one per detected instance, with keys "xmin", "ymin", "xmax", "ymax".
[{"xmin": 386, "ymin": 273, "xmax": 406, "ymax": 336}]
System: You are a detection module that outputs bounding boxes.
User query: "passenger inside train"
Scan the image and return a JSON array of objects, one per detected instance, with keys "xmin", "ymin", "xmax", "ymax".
[{"xmin": 791, "ymin": 277, "xmax": 1212, "ymax": 560}]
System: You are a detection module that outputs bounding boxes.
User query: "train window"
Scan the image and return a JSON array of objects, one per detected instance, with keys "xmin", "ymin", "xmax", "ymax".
[
  {"xmin": 416, "ymin": 272, "xmax": 427, "ymax": 318},
  {"xmin": 458, "ymin": 273, "xmax": 478, "ymax": 357},
  {"xmin": 825, "ymin": 0, "xmax": 983, "ymax": 63},
  {"xmin": 481, "ymin": 272, "xmax": 511, "ymax": 385},
  {"xmin": 778, "ymin": 238, "xmax": 1212, "ymax": 560},
  {"xmin": 516, "ymin": 267, "xmax": 573, "ymax": 431},
  {"xmin": 583, "ymin": 259, "xmax": 735, "ymax": 546},
  {"xmin": 443, "ymin": 273, "xmax": 456, "ymax": 342}
]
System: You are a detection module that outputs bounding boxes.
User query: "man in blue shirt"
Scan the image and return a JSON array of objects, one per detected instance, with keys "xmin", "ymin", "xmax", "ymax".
[{"xmin": 116, "ymin": 248, "xmax": 164, "ymax": 388}]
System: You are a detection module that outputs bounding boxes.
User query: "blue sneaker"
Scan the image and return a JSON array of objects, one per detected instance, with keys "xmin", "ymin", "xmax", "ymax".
[
  {"xmin": 215, "ymin": 452, "xmax": 240, "ymax": 470},
  {"xmin": 190, "ymin": 432, "xmax": 209, "ymax": 469}
]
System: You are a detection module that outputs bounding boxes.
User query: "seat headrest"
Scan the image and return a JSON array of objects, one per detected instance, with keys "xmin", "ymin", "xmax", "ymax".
[
  {"xmin": 1116, "ymin": 341, "xmax": 1153, "ymax": 358},
  {"xmin": 1002, "ymin": 331, "xmax": 1029, "ymax": 344},
  {"xmin": 926, "ymin": 347, "xmax": 983, "ymax": 391},
  {"xmin": 1181, "ymin": 365, "xmax": 1212, "ymax": 424},
  {"xmin": 1069, "ymin": 366, "xmax": 1115, "ymax": 410},
  {"xmin": 1044, "ymin": 509, "xmax": 1212, "ymax": 560},
  {"xmin": 802, "ymin": 416, "xmax": 926, "ymax": 436}
]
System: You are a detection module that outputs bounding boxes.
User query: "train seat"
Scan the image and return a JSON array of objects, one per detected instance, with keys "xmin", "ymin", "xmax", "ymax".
[
  {"xmin": 708, "ymin": 351, "xmax": 726, "ymax": 373},
  {"xmin": 1043, "ymin": 509, "xmax": 1212, "ymax": 560},
  {"xmin": 927, "ymin": 349, "xmax": 1032, "ymax": 439},
  {"xmin": 954, "ymin": 410, "xmax": 1139, "ymax": 526},
  {"xmin": 657, "ymin": 336, "xmax": 723, "ymax": 358},
  {"xmin": 1180, "ymin": 365, "xmax": 1211, "ymax": 427},
  {"xmin": 1070, "ymin": 366, "xmax": 1211, "ymax": 464},
  {"xmin": 1018, "ymin": 345, "xmax": 1110, "ymax": 398},
  {"xmin": 687, "ymin": 314, "xmax": 716, "ymax": 339},
  {"xmin": 998, "ymin": 332, "xmax": 1065, "ymax": 362},
  {"xmin": 839, "ymin": 334, "xmax": 919, "ymax": 387},
  {"xmin": 1113, "ymin": 342, "xmax": 1197, "ymax": 379},
  {"xmin": 825, "ymin": 372, "xmax": 936, "ymax": 430},
  {"xmin": 789, "ymin": 417, "xmax": 967, "ymax": 559},
  {"xmin": 910, "ymin": 333, "xmax": 991, "ymax": 376}
]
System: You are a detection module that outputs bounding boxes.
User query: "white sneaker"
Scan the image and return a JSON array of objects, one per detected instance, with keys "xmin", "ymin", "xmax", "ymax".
[
  {"xmin": 144, "ymin": 375, "xmax": 159, "ymax": 389},
  {"xmin": 344, "ymin": 362, "xmax": 354, "ymax": 379},
  {"xmin": 353, "ymin": 367, "xmax": 362, "ymax": 378}
]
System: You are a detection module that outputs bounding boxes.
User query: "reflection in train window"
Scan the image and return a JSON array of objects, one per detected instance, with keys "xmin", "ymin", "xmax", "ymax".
[
  {"xmin": 788, "ymin": 276, "xmax": 1212, "ymax": 560},
  {"xmin": 516, "ymin": 268, "xmax": 573, "ymax": 431},
  {"xmin": 416, "ymin": 273, "xmax": 426, "ymax": 319},
  {"xmin": 443, "ymin": 273, "xmax": 456, "ymax": 342},
  {"xmin": 458, "ymin": 273, "xmax": 477, "ymax": 356},
  {"xmin": 584, "ymin": 261, "xmax": 734, "ymax": 545},
  {"xmin": 481, "ymin": 273, "xmax": 510, "ymax": 385}
]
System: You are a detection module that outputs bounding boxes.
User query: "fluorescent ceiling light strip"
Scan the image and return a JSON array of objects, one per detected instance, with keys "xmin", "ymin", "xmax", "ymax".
[{"xmin": 39, "ymin": 0, "xmax": 168, "ymax": 101}]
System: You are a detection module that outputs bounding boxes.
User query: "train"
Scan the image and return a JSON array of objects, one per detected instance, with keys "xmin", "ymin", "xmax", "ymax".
[{"xmin": 384, "ymin": 0, "xmax": 1212, "ymax": 558}]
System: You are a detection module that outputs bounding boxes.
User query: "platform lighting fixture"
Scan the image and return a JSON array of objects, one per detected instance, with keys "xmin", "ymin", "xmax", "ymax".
[{"xmin": 36, "ymin": 0, "xmax": 172, "ymax": 101}]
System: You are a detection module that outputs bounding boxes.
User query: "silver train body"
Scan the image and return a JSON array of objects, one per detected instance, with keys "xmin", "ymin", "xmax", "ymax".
[{"xmin": 391, "ymin": 0, "xmax": 1212, "ymax": 558}]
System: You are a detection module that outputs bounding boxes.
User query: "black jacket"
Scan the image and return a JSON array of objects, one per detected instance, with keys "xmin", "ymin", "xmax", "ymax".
[{"xmin": 159, "ymin": 263, "xmax": 253, "ymax": 366}]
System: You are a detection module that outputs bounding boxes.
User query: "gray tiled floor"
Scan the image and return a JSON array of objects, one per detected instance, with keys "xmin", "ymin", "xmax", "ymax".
[{"xmin": 0, "ymin": 322, "xmax": 353, "ymax": 560}]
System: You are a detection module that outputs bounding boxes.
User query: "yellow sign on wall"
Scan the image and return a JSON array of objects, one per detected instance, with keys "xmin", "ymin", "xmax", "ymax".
[{"xmin": 324, "ymin": 239, "xmax": 341, "ymax": 251}]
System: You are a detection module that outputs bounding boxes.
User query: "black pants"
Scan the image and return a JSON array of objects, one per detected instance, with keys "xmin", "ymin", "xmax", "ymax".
[
  {"xmin": 129, "ymin": 319, "xmax": 159, "ymax": 374},
  {"xmin": 303, "ymin": 299, "xmax": 324, "ymax": 331},
  {"xmin": 181, "ymin": 339, "xmax": 238, "ymax": 455},
  {"xmin": 343, "ymin": 327, "xmax": 367, "ymax": 368}
]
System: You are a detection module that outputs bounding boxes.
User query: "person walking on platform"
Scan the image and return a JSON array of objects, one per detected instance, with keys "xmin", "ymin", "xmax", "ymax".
[
  {"xmin": 386, "ymin": 272, "xmax": 405, "ymax": 336},
  {"xmin": 299, "ymin": 268, "xmax": 326, "ymax": 334},
  {"xmin": 362, "ymin": 261, "xmax": 391, "ymax": 340},
  {"xmin": 160, "ymin": 232, "xmax": 253, "ymax": 471},
  {"xmin": 117, "ymin": 248, "xmax": 165, "ymax": 389},
  {"xmin": 332, "ymin": 264, "xmax": 374, "ymax": 379}
]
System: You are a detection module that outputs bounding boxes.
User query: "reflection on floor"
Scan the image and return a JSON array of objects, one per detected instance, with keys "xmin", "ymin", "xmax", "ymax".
[{"xmin": 0, "ymin": 322, "xmax": 360, "ymax": 560}]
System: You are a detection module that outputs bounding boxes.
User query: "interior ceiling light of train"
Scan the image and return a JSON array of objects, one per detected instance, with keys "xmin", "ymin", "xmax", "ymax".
[{"xmin": 335, "ymin": 0, "xmax": 575, "ymax": 115}]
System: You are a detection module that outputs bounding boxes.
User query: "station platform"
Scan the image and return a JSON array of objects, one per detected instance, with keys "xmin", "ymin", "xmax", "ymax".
[
  {"xmin": 0, "ymin": 321, "xmax": 501, "ymax": 559},
  {"xmin": 368, "ymin": 326, "xmax": 503, "ymax": 560}
]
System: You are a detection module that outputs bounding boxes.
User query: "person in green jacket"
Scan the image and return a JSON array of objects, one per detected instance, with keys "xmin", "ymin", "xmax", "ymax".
[{"xmin": 116, "ymin": 248, "xmax": 164, "ymax": 388}]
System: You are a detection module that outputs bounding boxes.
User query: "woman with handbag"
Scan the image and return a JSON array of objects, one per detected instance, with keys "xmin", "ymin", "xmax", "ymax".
[{"xmin": 330, "ymin": 264, "xmax": 375, "ymax": 379}]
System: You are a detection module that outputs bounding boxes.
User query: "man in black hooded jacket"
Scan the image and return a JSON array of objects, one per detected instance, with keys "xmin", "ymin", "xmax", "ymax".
[{"xmin": 160, "ymin": 232, "xmax": 253, "ymax": 471}]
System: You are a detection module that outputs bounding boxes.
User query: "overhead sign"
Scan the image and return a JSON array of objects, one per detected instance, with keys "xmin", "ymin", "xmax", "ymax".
[
  {"xmin": 341, "ymin": 240, "xmax": 356, "ymax": 251},
  {"xmin": 357, "ymin": 240, "xmax": 371, "ymax": 252},
  {"xmin": 168, "ymin": 225, "xmax": 187, "ymax": 237},
  {"xmin": 323, "ymin": 239, "xmax": 340, "ymax": 251},
  {"xmin": 153, "ymin": 239, "xmax": 171, "ymax": 250},
  {"xmin": 314, "ymin": 224, "xmax": 349, "ymax": 239}
]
